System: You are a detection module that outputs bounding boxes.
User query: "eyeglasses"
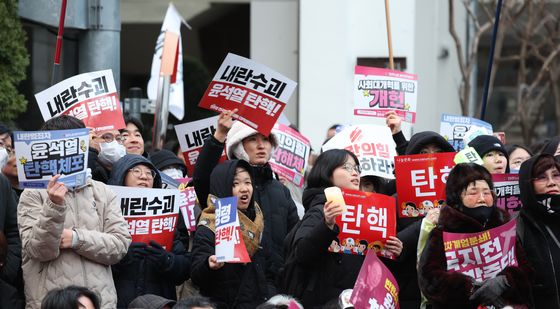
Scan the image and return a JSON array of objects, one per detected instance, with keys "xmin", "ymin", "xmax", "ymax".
[
  {"xmin": 532, "ymin": 171, "xmax": 560, "ymax": 184},
  {"xmin": 341, "ymin": 163, "xmax": 361, "ymax": 174},
  {"xmin": 99, "ymin": 133, "xmax": 124, "ymax": 144},
  {"xmin": 129, "ymin": 167, "xmax": 156, "ymax": 179}
]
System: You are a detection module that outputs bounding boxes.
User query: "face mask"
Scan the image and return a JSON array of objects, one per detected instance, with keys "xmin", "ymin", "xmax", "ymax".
[
  {"xmin": 98, "ymin": 141, "xmax": 126, "ymax": 166},
  {"xmin": 162, "ymin": 167, "xmax": 183, "ymax": 179},
  {"xmin": 0, "ymin": 148, "xmax": 8, "ymax": 172},
  {"xmin": 510, "ymin": 168, "xmax": 519, "ymax": 174},
  {"xmin": 535, "ymin": 194, "xmax": 560, "ymax": 215},
  {"xmin": 462, "ymin": 206, "xmax": 494, "ymax": 224}
]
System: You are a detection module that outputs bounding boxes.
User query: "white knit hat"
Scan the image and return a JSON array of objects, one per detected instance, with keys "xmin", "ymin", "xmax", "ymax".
[{"xmin": 226, "ymin": 121, "xmax": 277, "ymax": 163}]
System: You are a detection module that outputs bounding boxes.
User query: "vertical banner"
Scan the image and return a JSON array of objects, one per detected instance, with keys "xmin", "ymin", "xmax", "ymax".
[
  {"xmin": 394, "ymin": 153, "xmax": 456, "ymax": 218},
  {"xmin": 111, "ymin": 186, "xmax": 180, "ymax": 252},
  {"xmin": 492, "ymin": 174, "xmax": 523, "ymax": 215},
  {"xmin": 198, "ymin": 53, "xmax": 297, "ymax": 136},
  {"xmin": 350, "ymin": 251, "xmax": 400, "ymax": 309},
  {"xmin": 443, "ymin": 219, "xmax": 517, "ymax": 282},
  {"xmin": 354, "ymin": 66, "xmax": 418, "ymax": 124},
  {"xmin": 178, "ymin": 178, "xmax": 197, "ymax": 232},
  {"xmin": 269, "ymin": 123, "xmax": 311, "ymax": 187},
  {"xmin": 322, "ymin": 125, "xmax": 397, "ymax": 179},
  {"xmin": 174, "ymin": 116, "xmax": 226, "ymax": 176},
  {"xmin": 35, "ymin": 70, "xmax": 125, "ymax": 132},
  {"xmin": 331, "ymin": 189, "xmax": 397, "ymax": 259},
  {"xmin": 14, "ymin": 128, "xmax": 89, "ymax": 188},
  {"xmin": 214, "ymin": 196, "xmax": 251, "ymax": 263},
  {"xmin": 440, "ymin": 114, "xmax": 493, "ymax": 151}
]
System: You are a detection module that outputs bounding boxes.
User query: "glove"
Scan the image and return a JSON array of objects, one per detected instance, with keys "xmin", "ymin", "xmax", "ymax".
[
  {"xmin": 144, "ymin": 240, "xmax": 173, "ymax": 270},
  {"xmin": 124, "ymin": 242, "xmax": 148, "ymax": 262},
  {"xmin": 469, "ymin": 275, "xmax": 509, "ymax": 308}
]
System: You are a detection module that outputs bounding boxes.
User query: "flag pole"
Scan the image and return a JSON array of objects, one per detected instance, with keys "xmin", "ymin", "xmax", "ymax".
[
  {"xmin": 51, "ymin": 0, "xmax": 68, "ymax": 85},
  {"xmin": 384, "ymin": 0, "xmax": 395, "ymax": 70}
]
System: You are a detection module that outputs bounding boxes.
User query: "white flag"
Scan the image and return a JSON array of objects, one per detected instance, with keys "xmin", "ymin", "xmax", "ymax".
[{"xmin": 147, "ymin": 3, "xmax": 190, "ymax": 120}]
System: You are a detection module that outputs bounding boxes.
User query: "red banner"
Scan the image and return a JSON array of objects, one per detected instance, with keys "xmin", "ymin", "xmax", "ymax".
[{"xmin": 395, "ymin": 152, "xmax": 456, "ymax": 218}]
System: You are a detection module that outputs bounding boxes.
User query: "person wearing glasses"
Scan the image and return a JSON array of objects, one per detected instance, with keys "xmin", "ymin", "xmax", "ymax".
[
  {"xmin": 108, "ymin": 154, "xmax": 190, "ymax": 308},
  {"xmin": 88, "ymin": 130, "xmax": 127, "ymax": 183},
  {"xmin": 517, "ymin": 153, "xmax": 560, "ymax": 308}
]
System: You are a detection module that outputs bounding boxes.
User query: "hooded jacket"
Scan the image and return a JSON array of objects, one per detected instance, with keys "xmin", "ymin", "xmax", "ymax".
[
  {"xmin": 542, "ymin": 136, "xmax": 560, "ymax": 156},
  {"xmin": 109, "ymin": 154, "xmax": 189, "ymax": 308},
  {"xmin": 191, "ymin": 160, "xmax": 274, "ymax": 309},
  {"xmin": 517, "ymin": 154, "xmax": 560, "ymax": 308},
  {"xmin": 418, "ymin": 205, "xmax": 533, "ymax": 309}
]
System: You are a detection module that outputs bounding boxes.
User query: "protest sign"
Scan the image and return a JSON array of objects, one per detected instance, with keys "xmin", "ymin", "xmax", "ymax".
[
  {"xmin": 322, "ymin": 125, "xmax": 397, "ymax": 179},
  {"xmin": 443, "ymin": 219, "xmax": 517, "ymax": 282},
  {"xmin": 351, "ymin": 250, "xmax": 400, "ymax": 309},
  {"xmin": 199, "ymin": 53, "xmax": 297, "ymax": 135},
  {"xmin": 35, "ymin": 70, "xmax": 125, "ymax": 132},
  {"xmin": 14, "ymin": 128, "xmax": 89, "ymax": 188},
  {"xmin": 454, "ymin": 146, "xmax": 484, "ymax": 165},
  {"xmin": 330, "ymin": 189, "xmax": 397, "ymax": 259},
  {"xmin": 440, "ymin": 114, "xmax": 493, "ymax": 151},
  {"xmin": 174, "ymin": 116, "xmax": 226, "ymax": 176},
  {"xmin": 178, "ymin": 178, "xmax": 197, "ymax": 232},
  {"xmin": 269, "ymin": 123, "xmax": 311, "ymax": 187},
  {"xmin": 354, "ymin": 65, "xmax": 417, "ymax": 124},
  {"xmin": 492, "ymin": 174, "xmax": 523, "ymax": 215},
  {"xmin": 395, "ymin": 153, "xmax": 456, "ymax": 218},
  {"xmin": 111, "ymin": 186, "xmax": 180, "ymax": 252},
  {"xmin": 214, "ymin": 196, "xmax": 251, "ymax": 263}
]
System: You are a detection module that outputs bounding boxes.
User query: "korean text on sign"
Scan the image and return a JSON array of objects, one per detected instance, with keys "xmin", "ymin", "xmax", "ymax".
[
  {"xmin": 14, "ymin": 128, "xmax": 89, "ymax": 189},
  {"xmin": 443, "ymin": 219, "xmax": 518, "ymax": 282},
  {"xmin": 492, "ymin": 174, "xmax": 523, "ymax": 215},
  {"xmin": 35, "ymin": 70, "xmax": 126, "ymax": 132},
  {"xmin": 439, "ymin": 114, "xmax": 493, "ymax": 151},
  {"xmin": 178, "ymin": 179, "xmax": 197, "ymax": 231},
  {"xmin": 214, "ymin": 196, "xmax": 250, "ymax": 263},
  {"xmin": 199, "ymin": 53, "xmax": 297, "ymax": 136},
  {"xmin": 269, "ymin": 123, "xmax": 311, "ymax": 187}
]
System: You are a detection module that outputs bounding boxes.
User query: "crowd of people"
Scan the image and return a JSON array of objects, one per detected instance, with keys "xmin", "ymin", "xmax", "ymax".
[{"xmin": 0, "ymin": 108, "xmax": 559, "ymax": 309}]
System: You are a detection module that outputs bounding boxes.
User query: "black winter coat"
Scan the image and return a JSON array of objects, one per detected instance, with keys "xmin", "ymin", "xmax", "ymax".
[{"xmin": 193, "ymin": 136, "xmax": 299, "ymax": 279}]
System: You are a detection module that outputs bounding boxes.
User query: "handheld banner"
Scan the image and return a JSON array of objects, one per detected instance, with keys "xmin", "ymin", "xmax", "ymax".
[
  {"xmin": 322, "ymin": 125, "xmax": 397, "ymax": 179},
  {"xmin": 269, "ymin": 123, "xmax": 311, "ymax": 187},
  {"xmin": 111, "ymin": 186, "xmax": 180, "ymax": 252},
  {"xmin": 454, "ymin": 146, "xmax": 484, "ymax": 165},
  {"xmin": 395, "ymin": 153, "xmax": 456, "ymax": 218},
  {"xmin": 331, "ymin": 189, "xmax": 397, "ymax": 259},
  {"xmin": 443, "ymin": 219, "xmax": 517, "ymax": 282},
  {"xmin": 440, "ymin": 114, "xmax": 493, "ymax": 151},
  {"xmin": 354, "ymin": 65, "xmax": 417, "ymax": 124},
  {"xmin": 35, "ymin": 70, "xmax": 125, "ymax": 132},
  {"xmin": 492, "ymin": 174, "xmax": 523, "ymax": 215},
  {"xmin": 214, "ymin": 196, "xmax": 251, "ymax": 263},
  {"xmin": 350, "ymin": 250, "xmax": 400, "ymax": 309},
  {"xmin": 14, "ymin": 128, "xmax": 89, "ymax": 188},
  {"xmin": 178, "ymin": 178, "xmax": 197, "ymax": 232},
  {"xmin": 198, "ymin": 53, "xmax": 297, "ymax": 135},
  {"xmin": 174, "ymin": 116, "xmax": 226, "ymax": 176}
]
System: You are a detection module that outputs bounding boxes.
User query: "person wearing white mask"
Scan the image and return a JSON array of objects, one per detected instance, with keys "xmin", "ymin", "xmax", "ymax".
[
  {"xmin": 150, "ymin": 149, "xmax": 187, "ymax": 179},
  {"xmin": 88, "ymin": 130, "xmax": 127, "ymax": 183}
]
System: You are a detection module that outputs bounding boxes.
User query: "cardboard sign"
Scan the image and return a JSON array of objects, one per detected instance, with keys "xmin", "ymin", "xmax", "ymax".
[
  {"xmin": 330, "ymin": 189, "xmax": 397, "ymax": 259},
  {"xmin": 198, "ymin": 53, "xmax": 297, "ymax": 135},
  {"xmin": 440, "ymin": 114, "xmax": 493, "ymax": 151},
  {"xmin": 35, "ymin": 70, "xmax": 125, "ymax": 132},
  {"xmin": 322, "ymin": 125, "xmax": 397, "ymax": 179},
  {"xmin": 443, "ymin": 219, "xmax": 517, "ymax": 282},
  {"xmin": 350, "ymin": 251, "xmax": 400, "ymax": 309},
  {"xmin": 14, "ymin": 128, "xmax": 89, "ymax": 188},
  {"xmin": 269, "ymin": 123, "xmax": 311, "ymax": 187},
  {"xmin": 111, "ymin": 186, "xmax": 180, "ymax": 252},
  {"xmin": 178, "ymin": 178, "xmax": 197, "ymax": 232},
  {"xmin": 492, "ymin": 174, "xmax": 523, "ymax": 215},
  {"xmin": 174, "ymin": 116, "xmax": 226, "ymax": 176},
  {"xmin": 395, "ymin": 153, "xmax": 456, "ymax": 218},
  {"xmin": 214, "ymin": 196, "xmax": 251, "ymax": 263},
  {"xmin": 354, "ymin": 65, "xmax": 418, "ymax": 124}
]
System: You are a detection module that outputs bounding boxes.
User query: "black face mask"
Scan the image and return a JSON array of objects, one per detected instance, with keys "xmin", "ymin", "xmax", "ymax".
[{"xmin": 462, "ymin": 206, "xmax": 494, "ymax": 224}]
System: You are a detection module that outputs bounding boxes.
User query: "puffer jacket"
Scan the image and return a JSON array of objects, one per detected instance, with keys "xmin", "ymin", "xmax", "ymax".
[{"xmin": 18, "ymin": 179, "xmax": 131, "ymax": 309}]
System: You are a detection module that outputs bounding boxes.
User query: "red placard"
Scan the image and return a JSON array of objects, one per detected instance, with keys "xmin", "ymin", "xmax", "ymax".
[
  {"xmin": 395, "ymin": 152, "xmax": 456, "ymax": 218},
  {"xmin": 127, "ymin": 214, "xmax": 178, "ymax": 252},
  {"xmin": 331, "ymin": 189, "xmax": 397, "ymax": 259}
]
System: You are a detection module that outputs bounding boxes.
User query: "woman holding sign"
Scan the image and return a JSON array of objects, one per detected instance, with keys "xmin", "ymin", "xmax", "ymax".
[{"xmin": 418, "ymin": 163, "xmax": 532, "ymax": 309}]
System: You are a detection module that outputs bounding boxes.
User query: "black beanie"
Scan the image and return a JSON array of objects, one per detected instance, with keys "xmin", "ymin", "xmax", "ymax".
[
  {"xmin": 468, "ymin": 135, "xmax": 507, "ymax": 158},
  {"xmin": 149, "ymin": 149, "xmax": 186, "ymax": 173}
]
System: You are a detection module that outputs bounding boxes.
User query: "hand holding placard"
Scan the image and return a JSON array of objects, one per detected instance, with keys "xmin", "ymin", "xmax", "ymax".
[
  {"xmin": 214, "ymin": 108, "xmax": 238, "ymax": 143},
  {"xmin": 47, "ymin": 174, "xmax": 68, "ymax": 205}
]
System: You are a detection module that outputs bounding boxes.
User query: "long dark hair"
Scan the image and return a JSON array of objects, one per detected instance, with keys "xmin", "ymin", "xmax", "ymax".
[
  {"xmin": 307, "ymin": 149, "xmax": 359, "ymax": 189},
  {"xmin": 41, "ymin": 286, "xmax": 100, "ymax": 309},
  {"xmin": 445, "ymin": 163, "xmax": 494, "ymax": 208}
]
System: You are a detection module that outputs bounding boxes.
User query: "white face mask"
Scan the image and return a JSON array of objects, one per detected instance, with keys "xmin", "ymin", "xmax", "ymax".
[
  {"xmin": 162, "ymin": 167, "xmax": 183, "ymax": 179},
  {"xmin": 0, "ymin": 148, "xmax": 8, "ymax": 172},
  {"xmin": 98, "ymin": 141, "xmax": 126, "ymax": 166}
]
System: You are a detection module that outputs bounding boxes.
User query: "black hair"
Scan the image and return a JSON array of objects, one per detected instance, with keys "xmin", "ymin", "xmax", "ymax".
[
  {"xmin": 121, "ymin": 115, "xmax": 144, "ymax": 133},
  {"xmin": 306, "ymin": 149, "xmax": 359, "ymax": 189},
  {"xmin": 445, "ymin": 163, "xmax": 494, "ymax": 209},
  {"xmin": 328, "ymin": 124, "xmax": 341, "ymax": 131},
  {"xmin": 531, "ymin": 155, "xmax": 560, "ymax": 179},
  {"xmin": 0, "ymin": 123, "xmax": 11, "ymax": 136},
  {"xmin": 173, "ymin": 296, "xmax": 217, "ymax": 309},
  {"xmin": 359, "ymin": 240, "xmax": 368, "ymax": 246},
  {"xmin": 333, "ymin": 237, "xmax": 340, "ymax": 245},
  {"xmin": 41, "ymin": 285, "xmax": 100, "ymax": 309},
  {"xmin": 41, "ymin": 115, "xmax": 86, "ymax": 131},
  {"xmin": 505, "ymin": 144, "xmax": 533, "ymax": 157}
]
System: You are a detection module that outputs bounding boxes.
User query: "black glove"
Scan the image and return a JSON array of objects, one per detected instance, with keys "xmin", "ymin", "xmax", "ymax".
[
  {"xmin": 144, "ymin": 240, "xmax": 173, "ymax": 270},
  {"xmin": 124, "ymin": 242, "xmax": 148, "ymax": 262},
  {"xmin": 469, "ymin": 275, "xmax": 509, "ymax": 308}
]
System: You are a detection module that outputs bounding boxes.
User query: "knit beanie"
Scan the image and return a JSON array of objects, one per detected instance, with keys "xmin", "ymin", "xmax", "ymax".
[{"xmin": 468, "ymin": 135, "xmax": 507, "ymax": 158}]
